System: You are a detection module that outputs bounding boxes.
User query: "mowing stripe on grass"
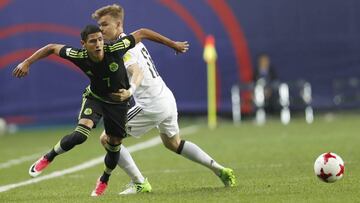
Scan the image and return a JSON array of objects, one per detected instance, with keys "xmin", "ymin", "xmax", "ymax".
[
  {"xmin": 0, "ymin": 125, "xmax": 199, "ymax": 193},
  {"xmin": 0, "ymin": 152, "xmax": 47, "ymax": 170}
]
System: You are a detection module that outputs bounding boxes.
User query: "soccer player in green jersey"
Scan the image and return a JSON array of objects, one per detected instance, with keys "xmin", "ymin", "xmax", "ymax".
[{"xmin": 13, "ymin": 24, "xmax": 188, "ymax": 196}]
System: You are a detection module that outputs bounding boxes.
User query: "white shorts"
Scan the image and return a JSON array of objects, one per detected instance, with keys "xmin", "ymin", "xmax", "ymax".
[{"xmin": 126, "ymin": 97, "xmax": 179, "ymax": 138}]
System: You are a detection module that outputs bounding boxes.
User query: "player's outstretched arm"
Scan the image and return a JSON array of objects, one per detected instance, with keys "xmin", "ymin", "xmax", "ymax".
[
  {"xmin": 130, "ymin": 28, "xmax": 189, "ymax": 54},
  {"xmin": 13, "ymin": 44, "xmax": 64, "ymax": 78}
]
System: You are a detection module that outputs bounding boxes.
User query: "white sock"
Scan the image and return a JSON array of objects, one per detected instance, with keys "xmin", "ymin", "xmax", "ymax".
[
  {"xmin": 180, "ymin": 141, "xmax": 224, "ymax": 176},
  {"xmin": 118, "ymin": 145, "xmax": 145, "ymax": 183}
]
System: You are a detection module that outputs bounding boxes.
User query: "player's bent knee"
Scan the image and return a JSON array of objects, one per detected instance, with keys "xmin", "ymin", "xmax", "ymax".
[
  {"xmin": 107, "ymin": 135, "xmax": 123, "ymax": 145},
  {"xmin": 162, "ymin": 142, "xmax": 175, "ymax": 152},
  {"xmin": 99, "ymin": 131, "xmax": 107, "ymax": 146},
  {"xmin": 78, "ymin": 118, "xmax": 94, "ymax": 129},
  {"xmin": 160, "ymin": 133, "xmax": 180, "ymax": 153}
]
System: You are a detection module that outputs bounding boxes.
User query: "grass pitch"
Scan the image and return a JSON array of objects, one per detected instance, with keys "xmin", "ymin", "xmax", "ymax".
[{"xmin": 0, "ymin": 113, "xmax": 359, "ymax": 202}]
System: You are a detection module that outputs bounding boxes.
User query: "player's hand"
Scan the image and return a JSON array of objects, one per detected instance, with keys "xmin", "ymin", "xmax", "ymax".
[
  {"xmin": 13, "ymin": 61, "xmax": 30, "ymax": 78},
  {"xmin": 174, "ymin": 41, "xmax": 189, "ymax": 54},
  {"xmin": 110, "ymin": 89, "xmax": 131, "ymax": 102}
]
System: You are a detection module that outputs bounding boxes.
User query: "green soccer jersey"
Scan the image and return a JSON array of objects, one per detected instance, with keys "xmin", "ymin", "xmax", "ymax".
[{"xmin": 59, "ymin": 35, "xmax": 136, "ymax": 104}]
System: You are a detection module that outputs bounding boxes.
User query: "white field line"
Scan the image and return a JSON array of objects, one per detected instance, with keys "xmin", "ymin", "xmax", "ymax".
[
  {"xmin": 0, "ymin": 125, "xmax": 199, "ymax": 193},
  {"xmin": 0, "ymin": 152, "xmax": 48, "ymax": 170}
]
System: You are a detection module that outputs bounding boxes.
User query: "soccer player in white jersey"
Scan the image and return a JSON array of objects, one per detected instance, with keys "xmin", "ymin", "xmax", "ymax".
[{"xmin": 91, "ymin": 4, "xmax": 236, "ymax": 195}]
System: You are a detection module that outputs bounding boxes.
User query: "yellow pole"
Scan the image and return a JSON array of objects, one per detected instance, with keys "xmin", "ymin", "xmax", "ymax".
[{"xmin": 203, "ymin": 35, "xmax": 217, "ymax": 129}]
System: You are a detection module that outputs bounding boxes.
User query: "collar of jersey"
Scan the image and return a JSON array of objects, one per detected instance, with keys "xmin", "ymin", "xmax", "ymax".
[{"xmin": 119, "ymin": 33, "xmax": 127, "ymax": 38}]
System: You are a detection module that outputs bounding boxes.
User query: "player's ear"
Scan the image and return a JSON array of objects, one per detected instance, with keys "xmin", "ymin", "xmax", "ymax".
[
  {"xmin": 80, "ymin": 40, "xmax": 85, "ymax": 48},
  {"xmin": 117, "ymin": 21, "xmax": 122, "ymax": 28}
]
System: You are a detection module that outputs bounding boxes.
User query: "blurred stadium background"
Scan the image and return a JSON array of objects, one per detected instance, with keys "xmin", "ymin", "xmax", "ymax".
[
  {"xmin": 1, "ymin": 0, "xmax": 360, "ymax": 202},
  {"xmin": 1, "ymin": 0, "xmax": 359, "ymax": 126}
]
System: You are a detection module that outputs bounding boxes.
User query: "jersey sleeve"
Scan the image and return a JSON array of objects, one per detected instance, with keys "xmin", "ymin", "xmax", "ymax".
[
  {"xmin": 106, "ymin": 35, "xmax": 136, "ymax": 56},
  {"xmin": 123, "ymin": 47, "xmax": 138, "ymax": 69},
  {"xmin": 59, "ymin": 46, "xmax": 86, "ymax": 63}
]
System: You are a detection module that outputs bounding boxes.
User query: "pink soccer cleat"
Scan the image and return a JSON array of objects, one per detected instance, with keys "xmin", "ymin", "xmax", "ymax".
[
  {"xmin": 91, "ymin": 178, "xmax": 108, "ymax": 197},
  {"xmin": 28, "ymin": 156, "xmax": 50, "ymax": 178}
]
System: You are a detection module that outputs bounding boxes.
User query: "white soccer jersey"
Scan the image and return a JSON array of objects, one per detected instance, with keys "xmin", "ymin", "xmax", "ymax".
[
  {"xmin": 119, "ymin": 33, "xmax": 179, "ymax": 137},
  {"xmin": 120, "ymin": 33, "xmax": 172, "ymax": 109}
]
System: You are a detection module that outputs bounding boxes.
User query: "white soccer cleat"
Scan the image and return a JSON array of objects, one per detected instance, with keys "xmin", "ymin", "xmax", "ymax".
[{"xmin": 119, "ymin": 178, "xmax": 152, "ymax": 195}]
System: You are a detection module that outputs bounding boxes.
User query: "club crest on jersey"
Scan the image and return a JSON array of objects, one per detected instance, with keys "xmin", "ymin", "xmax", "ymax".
[
  {"xmin": 109, "ymin": 62, "xmax": 119, "ymax": 72},
  {"xmin": 84, "ymin": 108, "xmax": 92, "ymax": 115}
]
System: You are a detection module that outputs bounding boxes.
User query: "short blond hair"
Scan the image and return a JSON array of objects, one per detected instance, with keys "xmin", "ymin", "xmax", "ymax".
[{"xmin": 92, "ymin": 4, "xmax": 124, "ymax": 22}]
